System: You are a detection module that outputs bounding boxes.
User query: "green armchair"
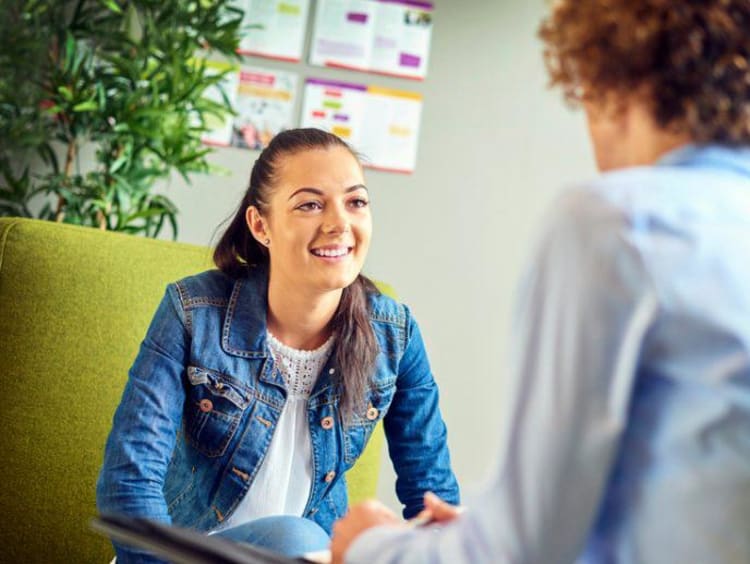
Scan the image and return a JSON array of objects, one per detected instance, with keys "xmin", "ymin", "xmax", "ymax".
[{"xmin": 0, "ymin": 217, "xmax": 384, "ymax": 563}]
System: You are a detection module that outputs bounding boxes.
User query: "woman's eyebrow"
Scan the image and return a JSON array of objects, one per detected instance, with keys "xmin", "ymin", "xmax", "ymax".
[
  {"xmin": 346, "ymin": 184, "xmax": 369, "ymax": 194},
  {"xmin": 288, "ymin": 184, "xmax": 368, "ymax": 200},
  {"xmin": 288, "ymin": 187, "xmax": 323, "ymax": 200}
]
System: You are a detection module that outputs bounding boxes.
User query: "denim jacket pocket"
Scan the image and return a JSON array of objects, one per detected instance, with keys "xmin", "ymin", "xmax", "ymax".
[
  {"xmin": 343, "ymin": 383, "xmax": 395, "ymax": 466},
  {"xmin": 184, "ymin": 365, "xmax": 253, "ymax": 458}
]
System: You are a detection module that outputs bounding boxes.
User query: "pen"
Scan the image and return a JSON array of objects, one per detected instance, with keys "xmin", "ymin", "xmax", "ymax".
[
  {"xmin": 405, "ymin": 513, "xmax": 435, "ymax": 528},
  {"xmin": 406, "ymin": 504, "xmax": 466, "ymax": 528}
]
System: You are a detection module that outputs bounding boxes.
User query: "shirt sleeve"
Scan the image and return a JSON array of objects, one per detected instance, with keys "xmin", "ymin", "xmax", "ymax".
[
  {"xmin": 383, "ymin": 309, "xmax": 460, "ymax": 518},
  {"xmin": 347, "ymin": 189, "xmax": 658, "ymax": 564}
]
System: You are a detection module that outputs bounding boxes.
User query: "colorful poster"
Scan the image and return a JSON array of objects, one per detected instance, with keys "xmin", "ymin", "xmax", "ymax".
[
  {"xmin": 369, "ymin": 1, "xmax": 433, "ymax": 78},
  {"xmin": 301, "ymin": 77, "xmax": 423, "ymax": 173},
  {"xmin": 359, "ymin": 85, "xmax": 422, "ymax": 173},
  {"xmin": 236, "ymin": 0, "xmax": 311, "ymax": 62},
  {"xmin": 299, "ymin": 78, "xmax": 368, "ymax": 144},
  {"xmin": 308, "ymin": 0, "xmax": 375, "ymax": 72},
  {"xmin": 309, "ymin": 0, "xmax": 434, "ymax": 80},
  {"xmin": 201, "ymin": 63, "xmax": 298, "ymax": 150},
  {"xmin": 231, "ymin": 67, "xmax": 298, "ymax": 149}
]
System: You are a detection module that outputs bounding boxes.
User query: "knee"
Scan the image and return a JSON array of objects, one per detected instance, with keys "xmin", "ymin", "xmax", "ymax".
[
  {"xmin": 280, "ymin": 515, "xmax": 330, "ymax": 540},
  {"xmin": 220, "ymin": 515, "xmax": 330, "ymax": 557}
]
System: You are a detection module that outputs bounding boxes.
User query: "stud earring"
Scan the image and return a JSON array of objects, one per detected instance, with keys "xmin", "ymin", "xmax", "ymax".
[{"xmin": 264, "ymin": 238, "xmax": 270, "ymax": 246}]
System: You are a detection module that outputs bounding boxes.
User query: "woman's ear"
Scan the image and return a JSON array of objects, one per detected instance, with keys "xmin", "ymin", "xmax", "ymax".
[{"xmin": 245, "ymin": 206, "xmax": 270, "ymax": 246}]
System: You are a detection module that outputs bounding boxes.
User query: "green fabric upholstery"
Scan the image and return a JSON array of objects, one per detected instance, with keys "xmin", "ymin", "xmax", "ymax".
[{"xmin": 0, "ymin": 217, "xmax": 385, "ymax": 563}]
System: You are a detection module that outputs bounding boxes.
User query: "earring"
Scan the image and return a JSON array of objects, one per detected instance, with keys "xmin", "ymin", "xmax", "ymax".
[{"xmin": 264, "ymin": 238, "xmax": 270, "ymax": 246}]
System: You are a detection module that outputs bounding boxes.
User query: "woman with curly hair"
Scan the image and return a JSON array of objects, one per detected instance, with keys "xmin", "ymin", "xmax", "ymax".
[{"xmin": 331, "ymin": 1, "xmax": 750, "ymax": 563}]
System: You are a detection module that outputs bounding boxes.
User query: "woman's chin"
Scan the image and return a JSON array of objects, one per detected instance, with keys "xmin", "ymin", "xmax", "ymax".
[{"xmin": 315, "ymin": 272, "xmax": 361, "ymax": 293}]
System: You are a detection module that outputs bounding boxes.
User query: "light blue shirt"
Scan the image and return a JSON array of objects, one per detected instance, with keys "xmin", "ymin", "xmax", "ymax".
[{"xmin": 347, "ymin": 145, "xmax": 750, "ymax": 563}]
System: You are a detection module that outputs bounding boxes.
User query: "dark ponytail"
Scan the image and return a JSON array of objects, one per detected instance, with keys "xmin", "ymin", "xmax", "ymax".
[
  {"xmin": 330, "ymin": 275, "xmax": 380, "ymax": 418},
  {"xmin": 214, "ymin": 128, "xmax": 380, "ymax": 418}
]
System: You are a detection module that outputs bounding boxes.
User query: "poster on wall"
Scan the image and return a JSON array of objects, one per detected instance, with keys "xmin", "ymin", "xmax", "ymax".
[
  {"xmin": 299, "ymin": 78, "xmax": 367, "ymax": 143},
  {"xmin": 201, "ymin": 64, "xmax": 298, "ymax": 150},
  {"xmin": 236, "ymin": 0, "xmax": 311, "ymax": 62},
  {"xmin": 309, "ymin": 0, "xmax": 434, "ymax": 80},
  {"xmin": 358, "ymin": 85, "xmax": 423, "ymax": 173},
  {"xmin": 301, "ymin": 77, "xmax": 423, "ymax": 173},
  {"xmin": 231, "ymin": 66, "xmax": 298, "ymax": 149}
]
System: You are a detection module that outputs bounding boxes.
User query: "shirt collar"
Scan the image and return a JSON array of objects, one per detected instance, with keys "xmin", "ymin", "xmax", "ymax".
[{"xmin": 656, "ymin": 143, "xmax": 750, "ymax": 178}]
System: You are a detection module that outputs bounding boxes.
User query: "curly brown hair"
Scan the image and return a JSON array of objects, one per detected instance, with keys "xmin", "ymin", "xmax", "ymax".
[{"xmin": 538, "ymin": 0, "xmax": 750, "ymax": 145}]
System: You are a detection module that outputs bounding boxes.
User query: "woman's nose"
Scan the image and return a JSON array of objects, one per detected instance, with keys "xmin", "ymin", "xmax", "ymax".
[{"xmin": 322, "ymin": 204, "xmax": 350, "ymax": 234}]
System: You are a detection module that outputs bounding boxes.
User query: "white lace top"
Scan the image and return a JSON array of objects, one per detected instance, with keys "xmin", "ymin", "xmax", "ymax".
[{"xmin": 213, "ymin": 331, "xmax": 335, "ymax": 531}]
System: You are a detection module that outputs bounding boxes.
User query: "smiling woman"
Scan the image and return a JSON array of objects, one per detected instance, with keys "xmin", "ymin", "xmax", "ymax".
[
  {"xmin": 96, "ymin": 128, "xmax": 460, "ymax": 563},
  {"xmin": 249, "ymin": 148, "xmax": 372, "ymax": 320},
  {"xmin": 215, "ymin": 130, "xmax": 375, "ymax": 417}
]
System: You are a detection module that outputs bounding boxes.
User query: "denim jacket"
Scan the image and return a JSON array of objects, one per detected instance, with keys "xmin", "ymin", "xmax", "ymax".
[{"xmin": 97, "ymin": 267, "xmax": 459, "ymax": 562}]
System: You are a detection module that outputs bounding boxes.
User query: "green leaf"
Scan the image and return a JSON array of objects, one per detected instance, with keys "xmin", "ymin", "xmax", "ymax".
[
  {"xmin": 90, "ymin": 198, "xmax": 110, "ymax": 209},
  {"xmin": 42, "ymin": 104, "xmax": 63, "ymax": 116},
  {"xmin": 73, "ymin": 100, "xmax": 98, "ymax": 112},
  {"xmin": 57, "ymin": 86, "xmax": 74, "ymax": 101},
  {"xmin": 64, "ymin": 32, "xmax": 76, "ymax": 74},
  {"xmin": 109, "ymin": 152, "xmax": 130, "ymax": 174},
  {"xmin": 97, "ymin": 83, "xmax": 106, "ymax": 110},
  {"xmin": 100, "ymin": 0, "xmax": 123, "ymax": 14},
  {"xmin": 165, "ymin": 210, "xmax": 178, "ymax": 240},
  {"xmin": 125, "ymin": 207, "xmax": 167, "ymax": 221}
]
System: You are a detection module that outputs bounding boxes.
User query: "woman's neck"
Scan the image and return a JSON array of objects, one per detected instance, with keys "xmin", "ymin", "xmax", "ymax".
[{"xmin": 266, "ymin": 279, "xmax": 342, "ymax": 351}]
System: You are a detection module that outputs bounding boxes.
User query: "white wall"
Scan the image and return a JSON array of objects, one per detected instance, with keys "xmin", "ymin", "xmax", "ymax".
[{"xmin": 159, "ymin": 0, "xmax": 597, "ymax": 510}]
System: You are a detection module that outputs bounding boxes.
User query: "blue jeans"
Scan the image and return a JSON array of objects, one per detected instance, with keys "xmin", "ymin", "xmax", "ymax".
[{"xmin": 215, "ymin": 515, "xmax": 330, "ymax": 557}]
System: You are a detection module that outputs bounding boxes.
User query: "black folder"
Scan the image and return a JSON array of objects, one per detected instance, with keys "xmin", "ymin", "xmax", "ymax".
[{"xmin": 91, "ymin": 513, "xmax": 329, "ymax": 564}]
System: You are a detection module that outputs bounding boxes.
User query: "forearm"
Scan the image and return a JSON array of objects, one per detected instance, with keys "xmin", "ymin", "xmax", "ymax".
[
  {"xmin": 96, "ymin": 473, "xmax": 173, "ymax": 523},
  {"xmin": 97, "ymin": 286, "xmax": 189, "ymax": 562},
  {"xmin": 97, "ymin": 415, "xmax": 175, "ymax": 564},
  {"xmin": 96, "ymin": 370, "xmax": 181, "ymax": 523},
  {"xmin": 346, "ymin": 510, "xmax": 494, "ymax": 564},
  {"xmin": 385, "ymin": 394, "xmax": 459, "ymax": 517},
  {"xmin": 387, "ymin": 314, "xmax": 460, "ymax": 517},
  {"xmin": 96, "ymin": 463, "xmax": 172, "ymax": 563}
]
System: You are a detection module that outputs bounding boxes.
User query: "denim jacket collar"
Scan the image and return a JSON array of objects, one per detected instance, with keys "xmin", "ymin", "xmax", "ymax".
[
  {"xmin": 220, "ymin": 265, "xmax": 338, "ymax": 398},
  {"xmin": 221, "ymin": 265, "xmax": 270, "ymax": 359}
]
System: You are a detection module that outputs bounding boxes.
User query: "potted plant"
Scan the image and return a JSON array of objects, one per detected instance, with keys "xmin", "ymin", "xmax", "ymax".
[{"xmin": 0, "ymin": 0, "xmax": 243, "ymax": 238}]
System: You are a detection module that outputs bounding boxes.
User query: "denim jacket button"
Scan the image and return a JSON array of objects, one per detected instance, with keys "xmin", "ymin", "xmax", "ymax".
[
  {"xmin": 199, "ymin": 399, "xmax": 213, "ymax": 413},
  {"xmin": 324, "ymin": 471, "xmax": 336, "ymax": 483},
  {"xmin": 366, "ymin": 406, "xmax": 379, "ymax": 420},
  {"xmin": 321, "ymin": 416, "xmax": 334, "ymax": 430}
]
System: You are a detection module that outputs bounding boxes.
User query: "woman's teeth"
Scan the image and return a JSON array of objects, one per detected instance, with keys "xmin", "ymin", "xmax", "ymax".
[{"xmin": 312, "ymin": 248, "xmax": 349, "ymax": 257}]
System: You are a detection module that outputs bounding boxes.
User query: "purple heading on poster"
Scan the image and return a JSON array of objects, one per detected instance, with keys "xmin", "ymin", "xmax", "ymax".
[
  {"xmin": 347, "ymin": 12, "xmax": 369, "ymax": 23},
  {"xmin": 378, "ymin": 0, "xmax": 433, "ymax": 10},
  {"xmin": 306, "ymin": 78, "xmax": 367, "ymax": 91}
]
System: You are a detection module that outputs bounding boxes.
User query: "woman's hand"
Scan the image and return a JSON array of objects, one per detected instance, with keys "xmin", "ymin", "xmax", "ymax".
[
  {"xmin": 330, "ymin": 492, "xmax": 466, "ymax": 563},
  {"xmin": 418, "ymin": 490, "xmax": 464, "ymax": 524},
  {"xmin": 331, "ymin": 499, "xmax": 401, "ymax": 564}
]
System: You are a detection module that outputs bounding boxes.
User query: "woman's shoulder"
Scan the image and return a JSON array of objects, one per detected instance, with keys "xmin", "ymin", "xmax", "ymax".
[
  {"xmin": 172, "ymin": 269, "xmax": 237, "ymax": 303},
  {"xmin": 368, "ymin": 290, "xmax": 410, "ymax": 329}
]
